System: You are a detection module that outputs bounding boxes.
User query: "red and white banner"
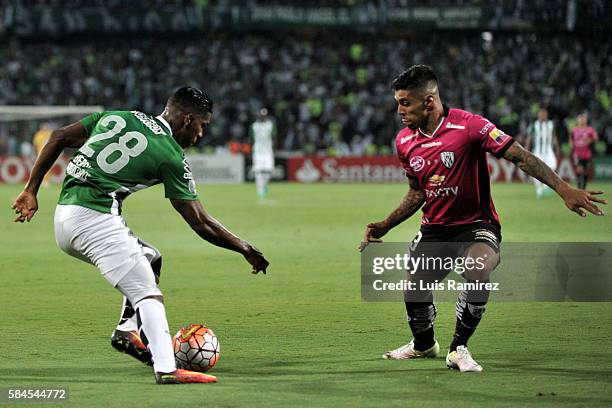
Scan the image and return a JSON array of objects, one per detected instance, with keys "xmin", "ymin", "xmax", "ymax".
[
  {"xmin": 0, "ymin": 155, "xmax": 577, "ymax": 184},
  {"xmin": 0, "ymin": 155, "xmax": 68, "ymax": 184},
  {"xmin": 287, "ymin": 156, "xmax": 576, "ymax": 183},
  {"xmin": 287, "ymin": 156, "xmax": 407, "ymax": 183},
  {"xmin": 488, "ymin": 156, "xmax": 576, "ymax": 182}
]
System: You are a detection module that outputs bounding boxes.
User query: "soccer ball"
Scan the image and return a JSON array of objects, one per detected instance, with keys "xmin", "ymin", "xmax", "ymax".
[{"xmin": 173, "ymin": 324, "xmax": 220, "ymax": 372}]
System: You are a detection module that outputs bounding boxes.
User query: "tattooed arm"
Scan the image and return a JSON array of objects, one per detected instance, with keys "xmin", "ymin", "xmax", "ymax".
[
  {"xmin": 503, "ymin": 142, "xmax": 607, "ymax": 217},
  {"xmin": 359, "ymin": 176, "xmax": 425, "ymax": 251}
]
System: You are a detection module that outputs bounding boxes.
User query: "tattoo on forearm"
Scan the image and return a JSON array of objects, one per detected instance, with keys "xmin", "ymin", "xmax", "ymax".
[
  {"xmin": 504, "ymin": 144, "xmax": 564, "ymax": 191},
  {"xmin": 387, "ymin": 186, "xmax": 425, "ymax": 228}
]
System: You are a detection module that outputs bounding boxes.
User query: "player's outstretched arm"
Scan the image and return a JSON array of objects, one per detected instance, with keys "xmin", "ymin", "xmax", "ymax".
[
  {"xmin": 11, "ymin": 122, "xmax": 88, "ymax": 223},
  {"xmin": 358, "ymin": 177, "xmax": 425, "ymax": 252},
  {"xmin": 170, "ymin": 198, "xmax": 269, "ymax": 274},
  {"xmin": 502, "ymin": 142, "xmax": 607, "ymax": 217}
]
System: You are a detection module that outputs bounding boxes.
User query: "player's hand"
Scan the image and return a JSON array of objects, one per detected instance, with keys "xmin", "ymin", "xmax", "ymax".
[
  {"xmin": 243, "ymin": 244, "xmax": 269, "ymax": 275},
  {"xmin": 11, "ymin": 190, "xmax": 39, "ymax": 223},
  {"xmin": 358, "ymin": 221, "xmax": 390, "ymax": 252},
  {"xmin": 559, "ymin": 186, "xmax": 607, "ymax": 217}
]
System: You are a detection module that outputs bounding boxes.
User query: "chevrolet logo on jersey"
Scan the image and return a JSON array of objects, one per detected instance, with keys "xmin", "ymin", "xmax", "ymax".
[
  {"xmin": 428, "ymin": 175, "xmax": 445, "ymax": 185},
  {"xmin": 440, "ymin": 151, "xmax": 455, "ymax": 168}
]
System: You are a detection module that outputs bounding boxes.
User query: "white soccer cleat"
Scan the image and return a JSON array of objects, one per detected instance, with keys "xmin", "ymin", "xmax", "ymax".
[
  {"xmin": 382, "ymin": 339, "xmax": 440, "ymax": 360},
  {"xmin": 446, "ymin": 345, "xmax": 483, "ymax": 372}
]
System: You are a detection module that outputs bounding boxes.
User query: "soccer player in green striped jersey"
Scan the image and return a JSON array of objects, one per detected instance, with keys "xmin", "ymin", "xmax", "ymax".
[
  {"xmin": 12, "ymin": 87, "xmax": 269, "ymax": 384},
  {"xmin": 526, "ymin": 108, "xmax": 560, "ymax": 198}
]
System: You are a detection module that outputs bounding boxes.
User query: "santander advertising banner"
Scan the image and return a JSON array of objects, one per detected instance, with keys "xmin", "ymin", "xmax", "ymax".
[
  {"xmin": 0, "ymin": 155, "xmax": 577, "ymax": 184},
  {"xmin": 287, "ymin": 156, "xmax": 577, "ymax": 183},
  {"xmin": 287, "ymin": 157, "xmax": 407, "ymax": 183}
]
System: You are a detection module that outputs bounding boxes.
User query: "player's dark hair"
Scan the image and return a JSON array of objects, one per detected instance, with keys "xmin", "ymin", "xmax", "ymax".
[
  {"xmin": 167, "ymin": 86, "xmax": 213, "ymax": 116},
  {"xmin": 392, "ymin": 65, "xmax": 438, "ymax": 93}
]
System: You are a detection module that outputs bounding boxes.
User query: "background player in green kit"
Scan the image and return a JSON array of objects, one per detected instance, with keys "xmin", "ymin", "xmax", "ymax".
[{"xmin": 11, "ymin": 87, "xmax": 269, "ymax": 384}]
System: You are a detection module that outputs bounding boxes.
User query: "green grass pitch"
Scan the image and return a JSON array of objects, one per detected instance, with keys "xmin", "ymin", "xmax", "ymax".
[{"xmin": 1, "ymin": 182, "xmax": 611, "ymax": 407}]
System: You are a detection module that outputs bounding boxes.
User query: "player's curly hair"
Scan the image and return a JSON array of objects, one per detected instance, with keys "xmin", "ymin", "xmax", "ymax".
[
  {"xmin": 167, "ymin": 86, "xmax": 213, "ymax": 115},
  {"xmin": 391, "ymin": 65, "xmax": 438, "ymax": 92}
]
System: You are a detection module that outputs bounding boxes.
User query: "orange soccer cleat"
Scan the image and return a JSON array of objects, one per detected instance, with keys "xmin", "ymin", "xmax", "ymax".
[{"xmin": 155, "ymin": 369, "xmax": 218, "ymax": 384}]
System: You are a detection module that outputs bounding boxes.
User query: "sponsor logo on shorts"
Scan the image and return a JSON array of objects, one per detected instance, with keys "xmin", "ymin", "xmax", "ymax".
[
  {"xmin": 410, "ymin": 156, "xmax": 425, "ymax": 172},
  {"xmin": 474, "ymin": 229, "xmax": 499, "ymax": 247},
  {"xmin": 440, "ymin": 151, "xmax": 455, "ymax": 168}
]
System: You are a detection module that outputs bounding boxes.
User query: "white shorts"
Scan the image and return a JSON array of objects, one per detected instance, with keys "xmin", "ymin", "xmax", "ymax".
[
  {"xmin": 114, "ymin": 257, "xmax": 161, "ymax": 305},
  {"xmin": 253, "ymin": 153, "xmax": 274, "ymax": 172},
  {"xmin": 54, "ymin": 205, "xmax": 161, "ymax": 302}
]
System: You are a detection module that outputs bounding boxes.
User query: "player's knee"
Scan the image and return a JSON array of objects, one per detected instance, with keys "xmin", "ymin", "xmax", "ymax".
[
  {"xmin": 464, "ymin": 260, "xmax": 497, "ymax": 281},
  {"xmin": 463, "ymin": 244, "xmax": 499, "ymax": 281}
]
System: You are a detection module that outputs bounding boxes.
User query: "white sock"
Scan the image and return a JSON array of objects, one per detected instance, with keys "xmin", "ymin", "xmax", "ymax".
[
  {"xmin": 116, "ymin": 296, "xmax": 138, "ymax": 332},
  {"xmin": 255, "ymin": 172, "xmax": 265, "ymax": 197},
  {"xmin": 262, "ymin": 172, "xmax": 270, "ymax": 194},
  {"xmin": 135, "ymin": 298, "xmax": 176, "ymax": 373},
  {"xmin": 534, "ymin": 179, "xmax": 543, "ymax": 197}
]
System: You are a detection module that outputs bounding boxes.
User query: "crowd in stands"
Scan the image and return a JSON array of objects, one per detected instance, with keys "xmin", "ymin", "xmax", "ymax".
[{"xmin": 0, "ymin": 30, "xmax": 610, "ymax": 155}]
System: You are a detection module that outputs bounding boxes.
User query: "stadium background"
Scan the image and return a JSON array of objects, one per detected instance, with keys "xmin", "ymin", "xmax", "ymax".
[
  {"xmin": 1, "ymin": 1, "xmax": 611, "ymax": 407},
  {"xmin": 1, "ymin": 0, "xmax": 611, "ymax": 184}
]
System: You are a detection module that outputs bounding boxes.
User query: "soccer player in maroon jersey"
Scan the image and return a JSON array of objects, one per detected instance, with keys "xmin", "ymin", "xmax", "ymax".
[
  {"xmin": 570, "ymin": 113, "xmax": 599, "ymax": 189},
  {"xmin": 359, "ymin": 65, "xmax": 607, "ymax": 372}
]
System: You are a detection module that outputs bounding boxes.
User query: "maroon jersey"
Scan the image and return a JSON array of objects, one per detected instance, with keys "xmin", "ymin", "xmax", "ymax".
[
  {"xmin": 396, "ymin": 107, "xmax": 514, "ymax": 228},
  {"xmin": 571, "ymin": 126, "xmax": 596, "ymax": 160}
]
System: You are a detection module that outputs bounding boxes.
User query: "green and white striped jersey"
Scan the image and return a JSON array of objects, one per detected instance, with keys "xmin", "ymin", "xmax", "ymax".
[
  {"xmin": 529, "ymin": 120, "xmax": 555, "ymax": 157},
  {"xmin": 58, "ymin": 110, "xmax": 198, "ymax": 215},
  {"xmin": 251, "ymin": 119, "xmax": 276, "ymax": 156}
]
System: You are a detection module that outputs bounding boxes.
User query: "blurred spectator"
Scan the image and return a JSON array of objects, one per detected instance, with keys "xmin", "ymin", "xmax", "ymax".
[
  {"xmin": 0, "ymin": 29, "xmax": 609, "ymax": 155},
  {"xmin": 32, "ymin": 122, "xmax": 55, "ymax": 186}
]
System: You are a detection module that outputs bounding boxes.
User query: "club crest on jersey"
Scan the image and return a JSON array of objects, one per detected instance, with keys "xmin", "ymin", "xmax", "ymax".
[
  {"xmin": 440, "ymin": 151, "xmax": 455, "ymax": 168},
  {"xmin": 410, "ymin": 156, "xmax": 425, "ymax": 172}
]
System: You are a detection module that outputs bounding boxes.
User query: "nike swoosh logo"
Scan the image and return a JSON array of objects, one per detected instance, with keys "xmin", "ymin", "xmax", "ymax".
[{"xmin": 180, "ymin": 326, "xmax": 199, "ymax": 340}]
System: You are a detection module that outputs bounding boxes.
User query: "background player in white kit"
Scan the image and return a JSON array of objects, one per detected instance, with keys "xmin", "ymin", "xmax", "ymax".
[
  {"xmin": 526, "ymin": 108, "xmax": 560, "ymax": 198},
  {"xmin": 11, "ymin": 87, "xmax": 269, "ymax": 384},
  {"xmin": 250, "ymin": 108, "xmax": 276, "ymax": 199}
]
